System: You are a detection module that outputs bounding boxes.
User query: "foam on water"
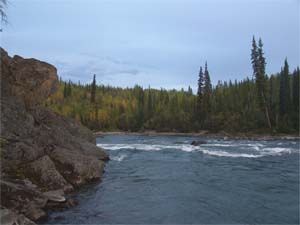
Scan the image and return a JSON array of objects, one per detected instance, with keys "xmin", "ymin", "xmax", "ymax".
[
  {"xmin": 111, "ymin": 154, "xmax": 127, "ymax": 162},
  {"xmin": 200, "ymin": 149, "xmax": 261, "ymax": 158},
  {"xmin": 97, "ymin": 143, "xmax": 297, "ymax": 158},
  {"xmin": 261, "ymin": 147, "xmax": 293, "ymax": 155}
]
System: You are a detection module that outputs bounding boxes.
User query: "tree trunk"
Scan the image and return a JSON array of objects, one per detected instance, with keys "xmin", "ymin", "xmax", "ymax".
[
  {"xmin": 262, "ymin": 92, "xmax": 272, "ymax": 129},
  {"xmin": 264, "ymin": 106, "xmax": 272, "ymax": 129}
]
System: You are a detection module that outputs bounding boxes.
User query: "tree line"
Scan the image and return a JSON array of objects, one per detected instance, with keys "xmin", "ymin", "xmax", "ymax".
[{"xmin": 46, "ymin": 37, "xmax": 299, "ymax": 133}]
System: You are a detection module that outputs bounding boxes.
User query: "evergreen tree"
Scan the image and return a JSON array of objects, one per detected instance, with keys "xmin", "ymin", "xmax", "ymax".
[
  {"xmin": 134, "ymin": 85, "xmax": 144, "ymax": 129},
  {"xmin": 147, "ymin": 86, "xmax": 152, "ymax": 119},
  {"xmin": 292, "ymin": 67, "xmax": 300, "ymax": 130},
  {"xmin": 279, "ymin": 59, "xmax": 290, "ymax": 116},
  {"xmin": 203, "ymin": 62, "xmax": 212, "ymax": 119},
  {"xmin": 63, "ymin": 81, "xmax": 67, "ymax": 99},
  {"xmin": 67, "ymin": 80, "xmax": 72, "ymax": 97},
  {"xmin": 197, "ymin": 66, "xmax": 204, "ymax": 122},
  {"xmin": 187, "ymin": 86, "xmax": 193, "ymax": 96},
  {"xmin": 292, "ymin": 67, "xmax": 299, "ymax": 114},
  {"xmin": 251, "ymin": 36, "xmax": 259, "ymax": 79},
  {"xmin": 251, "ymin": 37, "xmax": 272, "ymax": 129},
  {"xmin": 91, "ymin": 74, "xmax": 96, "ymax": 104}
]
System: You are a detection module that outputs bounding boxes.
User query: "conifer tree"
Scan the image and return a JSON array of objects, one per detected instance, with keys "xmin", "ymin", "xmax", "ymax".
[
  {"xmin": 63, "ymin": 81, "xmax": 67, "ymax": 99},
  {"xmin": 251, "ymin": 36, "xmax": 259, "ymax": 79},
  {"xmin": 251, "ymin": 37, "xmax": 272, "ymax": 129},
  {"xmin": 147, "ymin": 86, "xmax": 152, "ymax": 119},
  {"xmin": 203, "ymin": 62, "xmax": 212, "ymax": 115},
  {"xmin": 197, "ymin": 66, "xmax": 204, "ymax": 121},
  {"xmin": 279, "ymin": 59, "xmax": 290, "ymax": 116},
  {"xmin": 67, "ymin": 80, "xmax": 72, "ymax": 97},
  {"xmin": 91, "ymin": 74, "xmax": 96, "ymax": 104},
  {"xmin": 292, "ymin": 67, "xmax": 299, "ymax": 114}
]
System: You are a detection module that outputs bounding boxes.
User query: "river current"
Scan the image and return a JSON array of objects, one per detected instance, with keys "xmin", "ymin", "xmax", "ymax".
[{"xmin": 46, "ymin": 134, "xmax": 299, "ymax": 224}]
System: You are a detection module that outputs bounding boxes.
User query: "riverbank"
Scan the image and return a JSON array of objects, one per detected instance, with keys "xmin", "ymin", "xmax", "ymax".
[{"xmin": 95, "ymin": 130, "xmax": 300, "ymax": 141}]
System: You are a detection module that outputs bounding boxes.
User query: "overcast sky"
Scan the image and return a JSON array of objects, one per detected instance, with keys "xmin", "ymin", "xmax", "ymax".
[{"xmin": 1, "ymin": 0, "xmax": 299, "ymax": 90}]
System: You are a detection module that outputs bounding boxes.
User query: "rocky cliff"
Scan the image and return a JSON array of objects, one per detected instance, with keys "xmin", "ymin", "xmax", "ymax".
[{"xmin": 0, "ymin": 48, "xmax": 109, "ymax": 224}]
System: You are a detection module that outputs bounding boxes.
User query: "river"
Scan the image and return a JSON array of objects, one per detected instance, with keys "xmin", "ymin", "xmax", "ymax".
[{"xmin": 46, "ymin": 134, "xmax": 299, "ymax": 224}]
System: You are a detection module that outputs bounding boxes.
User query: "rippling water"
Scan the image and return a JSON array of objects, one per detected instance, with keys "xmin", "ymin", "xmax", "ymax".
[{"xmin": 47, "ymin": 134, "xmax": 300, "ymax": 224}]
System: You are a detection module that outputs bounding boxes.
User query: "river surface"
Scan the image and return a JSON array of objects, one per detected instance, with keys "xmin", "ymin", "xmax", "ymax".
[{"xmin": 46, "ymin": 134, "xmax": 299, "ymax": 224}]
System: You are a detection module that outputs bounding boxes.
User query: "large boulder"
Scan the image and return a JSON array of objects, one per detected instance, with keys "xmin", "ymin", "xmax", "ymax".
[
  {"xmin": 0, "ymin": 48, "xmax": 58, "ymax": 108},
  {"xmin": 0, "ymin": 48, "xmax": 109, "ymax": 223},
  {"xmin": 22, "ymin": 155, "xmax": 73, "ymax": 192},
  {"xmin": 0, "ymin": 180, "xmax": 48, "ymax": 221},
  {"xmin": 0, "ymin": 208, "xmax": 36, "ymax": 225}
]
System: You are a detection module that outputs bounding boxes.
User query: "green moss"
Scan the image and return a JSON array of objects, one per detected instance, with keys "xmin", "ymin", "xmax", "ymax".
[
  {"xmin": 0, "ymin": 137, "xmax": 8, "ymax": 148},
  {"xmin": 6, "ymin": 164, "xmax": 26, "ymax": 179}
]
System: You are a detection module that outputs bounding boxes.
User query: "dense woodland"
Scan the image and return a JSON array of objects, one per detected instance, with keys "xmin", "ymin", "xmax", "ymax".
[{"xmin": 46, "ymin": 37, "xmax": 299, "ymax": 134}]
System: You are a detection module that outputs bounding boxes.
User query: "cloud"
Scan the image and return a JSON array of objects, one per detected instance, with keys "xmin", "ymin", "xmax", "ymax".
[{"xmin": 2, "ymin": 0, "xmax": 298, "ymax": 89}]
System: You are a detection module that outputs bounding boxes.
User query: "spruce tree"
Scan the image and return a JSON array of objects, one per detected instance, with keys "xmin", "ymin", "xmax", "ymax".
[
  {"xmin": 257, "ymin": 38, "xmax": 267, "ymax": 104},
  {"xmin": 91, "ymin": 74, "xmax": 96, "ymax": 104},
  {"xmin": 251, "ymin": 36, "xmax": 272, "ymax": 129},
  {"xmin": 197, "ymin": 66, "xmax": 204, "ymax": 122},
  {"xmin": 203, "ymin": 62, "xmax": 212, "ymax": 116},
  {"xmin": 279, "ymin": 59, "xmax": 290, "ymax": 116},
  {"xmin": 147, "ymin": 86, "xmax": 152, "ymax": 119},
  {"xmin": 63, "ymin": 81, "xmax": 67, "ymax": 98},
  {"xmin": 292, "ymin": 67, "xmax": 300, "ymax": 130},
  {"xmin": 67, "ymin": 80, "xmax": 72, "ymax": 97},
  {"xmin": 292, "ymin": 67, "xmax": 299, "ymax": 114},
  {"xmin": 251, "ymin": 36, "xmax": 259, "ymax": 80}
]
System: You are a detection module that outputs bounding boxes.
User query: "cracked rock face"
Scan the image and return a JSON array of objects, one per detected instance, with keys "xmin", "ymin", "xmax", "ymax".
[{"xmin": 0, "ymin": 48, "xmax": 109, "ymax": 224}]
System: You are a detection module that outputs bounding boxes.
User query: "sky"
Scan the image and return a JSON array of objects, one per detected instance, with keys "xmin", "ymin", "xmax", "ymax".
[{"xmin": 1, "ymin": 0, "xmax": 299, "ymax": 90}]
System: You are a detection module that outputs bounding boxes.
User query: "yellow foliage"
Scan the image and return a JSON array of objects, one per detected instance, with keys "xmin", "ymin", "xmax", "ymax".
[{"xmin": 75, "ymin": 113, "xmax": 81, "ymax": 122}]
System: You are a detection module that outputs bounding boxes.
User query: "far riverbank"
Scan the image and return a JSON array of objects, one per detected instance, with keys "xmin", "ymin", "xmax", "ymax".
[{"xmin": 94, "ymin": 131, "xmax": 300, "ymax": 141}]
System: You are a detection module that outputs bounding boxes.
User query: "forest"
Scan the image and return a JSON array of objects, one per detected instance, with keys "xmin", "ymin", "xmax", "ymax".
[{"xmin": 46, "ymin": 37, "xmax": 299, "ymax": 134}]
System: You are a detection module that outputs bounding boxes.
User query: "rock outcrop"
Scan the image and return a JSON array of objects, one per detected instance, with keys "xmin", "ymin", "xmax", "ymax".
[
  {"xmin": 0, "ymin": 48, "xmax": 109, "ymax": 224},
  {"xmin": 191, "ymin": 140, "xmax": 207, "ymax": 146}
]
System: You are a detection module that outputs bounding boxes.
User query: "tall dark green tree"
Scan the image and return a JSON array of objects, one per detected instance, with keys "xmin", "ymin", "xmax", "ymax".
[
  {"xmin": 251, "ymin": 36, "xmax": 259, "ymax": 79},
  {"xmin": 134, "ymin": 85, "xmax": 144, "ymax": 128},
  {"xmin": 292, "ymin": 67, "xmax": 299, "ymax": 130},
  {"xmin": 91, "ymin": 74, "xmax": 96, "ymax": 104},
  {"xmin": 292, "ymin": 67, "xmax": 299, "ymax": 114},
  {"xmin": 63, "ymin": 81, "xmax": 67, "ymax": 98},
  {"xmin": 67, "ymin": 80, "xmax": 72, "ymax": 97},
  {"xmin": 147, "ymin": 86, "xmax": 153, "ymax": 120},
  {"xmin": 251, "ymin": 37, "xmax": 272, "ymax": 129},
  {"xmin": 203, "ymin": 62, "xmax": 212, "ymax": 117},
  {"xmin": 197, "ymin": 66, "xmax": 204, "ymax": 122},
  {"xmin": 279, "ymin": 59, "xmax": 290, "ymax": 116}
]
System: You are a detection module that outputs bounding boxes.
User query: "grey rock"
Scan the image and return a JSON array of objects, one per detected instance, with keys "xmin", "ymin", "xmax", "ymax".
[
  {"xmin": 0, "ymin": 48, "xmax": 108, "ymax": 222},
  {"xmin": 24, "ymin": 203, "xmax": 47, "ymax": 222},
  {"xmin": 49, "ymin": 147, "xmax": 105, "ymax": 186},
  {"xmin": 0, "ymin": 208, "xmax": 36, "ymax": 225},
  {"xmin": 22, "ymin": 155, "xmax": 73, "ymax": 192},
  {"xmin": 43, "ymin": 190, "xmax": 66, "ymax": 203}
]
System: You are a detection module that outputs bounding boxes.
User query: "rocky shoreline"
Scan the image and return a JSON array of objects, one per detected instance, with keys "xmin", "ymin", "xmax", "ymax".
[
  {"xmin": 0, "ymin": 48, "xmax": 109, "ymax": 225},
  {"xmin": 95, "ymin": 131, "xmax": 300, "ymax": 141}
]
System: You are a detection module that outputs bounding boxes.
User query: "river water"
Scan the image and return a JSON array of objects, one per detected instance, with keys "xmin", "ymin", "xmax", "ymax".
[{"xmin": 47, "ymin": 134, "xmax": 299, "ymax": 224}]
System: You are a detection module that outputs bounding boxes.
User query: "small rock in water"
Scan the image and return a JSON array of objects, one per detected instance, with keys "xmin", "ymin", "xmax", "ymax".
[{"xmin": 191, "ymin": 140, "xmax": 207, "ymax": 146}]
